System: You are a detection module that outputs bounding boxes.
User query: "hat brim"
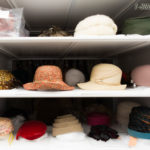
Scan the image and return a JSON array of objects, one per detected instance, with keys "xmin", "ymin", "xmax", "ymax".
[
  {"xmin": 77, "ymin": 81, "xmax": 126, "ymax": 90},
  {"xmin": 23, "ymin": 81, "xmax": 74, "ymax": 91}
]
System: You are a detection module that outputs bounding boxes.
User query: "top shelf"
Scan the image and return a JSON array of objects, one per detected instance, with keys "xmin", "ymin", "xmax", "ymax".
[{"xmin": 0, "ymin": 35, "xmax": 150, "ymax": 59}]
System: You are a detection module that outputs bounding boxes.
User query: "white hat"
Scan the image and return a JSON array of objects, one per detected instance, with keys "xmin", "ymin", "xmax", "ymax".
[
  {"xmin": 77, "ymin": 64, "xmax": 126, "ymax": 90},
  {"xmin": 74, "ymin": 14, "xmax": 117, "ymax": 36}
]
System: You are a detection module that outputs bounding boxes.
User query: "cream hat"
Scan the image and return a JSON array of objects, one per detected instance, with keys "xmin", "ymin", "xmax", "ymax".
[
  {"xmin": 74, "ymin": 14, "xmax": 117, "ymax": 36},
  {"xmin": 52, "ymin": 114, "xmax": 83, "ymax": 136},
  {"xmin": 77, "ymin": 64, "xmax": 126, "ymax": 90}
]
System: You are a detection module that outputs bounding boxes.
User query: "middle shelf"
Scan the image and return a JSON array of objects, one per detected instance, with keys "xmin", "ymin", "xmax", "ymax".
[
  {"xmin": 0, "ymin": 35, "xmax": 150, "ymax": 59},
  {"xmin": 0, "ymin": 87, "xmax": 150, "ymax": 98}
]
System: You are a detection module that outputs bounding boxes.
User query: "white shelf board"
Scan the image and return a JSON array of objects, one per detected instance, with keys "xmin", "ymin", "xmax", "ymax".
[
  {"xmin": 0, "ymin": 35, "xmax": 150, "ymax": 59},
  {"xmin": 0, "ymin": 86, "xmax": 150, "ymax": 98},
  {"xmin": 0, "ymin": 132, "xmax": 149, "ymax": 150}
]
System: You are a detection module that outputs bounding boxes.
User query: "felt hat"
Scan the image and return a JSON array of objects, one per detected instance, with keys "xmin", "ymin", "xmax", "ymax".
[
  {"xmin": 74, "ymin": 14, "xmax": 117, "ymax": 36},
  {"xmin": 16, "ymin": 120, "xmax": 47, "ymax": 140},
  {"xmin": 65, "ymin": 68, "xmax": 85, "ymax": 86},
  {"xmin": 0, "ymin": 117, "xmax": 14, "ymax": 137},
  {"xmin": 122, "ymin": 17, "xmax": 150, "ymax": 35},
  {"xmin": 131, "ymin": 65, "xmax": 150, "ymax": 86},
  {"xmin": 23, "ymin": 65, "xmax": 74, "ymax": 91},
  {"xmin": 87, "ymin": 113, "xmax": 110, "ymax": 126},
  {"xmin": 52, "ymin": 114, "xmax": 83, "ymax": 136},
  {"xmin": 77, "ymin": 64, "xmax": 126, "ymax": 90}
]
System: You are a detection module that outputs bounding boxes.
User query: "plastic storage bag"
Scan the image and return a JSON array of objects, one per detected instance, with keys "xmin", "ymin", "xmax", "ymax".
[{"xmin": 0, "ymin": 7, "xmax": 27, "ymax": 37}]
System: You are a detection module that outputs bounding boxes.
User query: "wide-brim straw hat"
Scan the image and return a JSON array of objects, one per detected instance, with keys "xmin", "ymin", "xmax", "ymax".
[{"xmin": 23, "ymin": 65, "xmax": 74, "ymax": 91}]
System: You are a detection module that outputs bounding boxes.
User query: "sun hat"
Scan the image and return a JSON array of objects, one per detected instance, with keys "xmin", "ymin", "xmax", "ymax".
[
  {"xmin": 77, "ymin": 63, "xmax": 126, "ymax": 90},
  {"xmin": 23, "ymin": 65, "xmax": 74, "ymax": 91},
  {"xmin": 16, "ymin": 120, "xmax": 47, "ymax": 140},
  {"xmin": 131, "ymin": 65, "xmax": 150, "ymax": 86},
  {"xmin": 74, "ymin": 14, "xmax": 117, "ymax": 36}
]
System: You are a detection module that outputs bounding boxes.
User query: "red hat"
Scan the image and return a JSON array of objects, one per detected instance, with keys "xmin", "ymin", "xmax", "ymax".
[
  {"xmin": 23, "ymin": 65, "xmax": 74, "ymax": 91},
  {"xmin": 16, "ymin": 121, "xmax": 47, "ymax": 140}
]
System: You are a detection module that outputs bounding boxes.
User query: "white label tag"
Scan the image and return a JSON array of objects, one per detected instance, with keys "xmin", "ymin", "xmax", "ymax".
[{"xmin": 0, "ymin": 11, "xmax": 9, "ymax": 18}]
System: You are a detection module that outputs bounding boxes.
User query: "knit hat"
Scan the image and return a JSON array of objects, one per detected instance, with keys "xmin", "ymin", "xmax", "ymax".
[
  {"xmin": 78, "ymin": 64, "xmax": 126, "ymax": 90},
  {"xmin": 52, "ymin": 114, "xmax": 83, "ymax": 136},
  {"xmin": 16, "ymin": 121, "xmax": 47, "ymax": 140},
  {"xmin": 128, "ymin": 106, "xmax": 150, "ymax": 139},
  {"xmin": 23, "ymin": 65, "xmax": 74, "ymax": 91}
]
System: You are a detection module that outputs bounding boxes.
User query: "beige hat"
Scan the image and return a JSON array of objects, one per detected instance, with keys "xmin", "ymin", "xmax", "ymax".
[
  {"xmin": 56, "ymin": 114, "xmax": 75, "ymax": 119},
  {"xmin": 77, "ymin": 64, "xmax": 126, "ymax": 90},
  {"xmin": 52, "ymin": 114, "xmax": 83, "ymax": 136},
  {"xmin": 53, "ymin": 120, "xmax": 79, "ymax": 128}
]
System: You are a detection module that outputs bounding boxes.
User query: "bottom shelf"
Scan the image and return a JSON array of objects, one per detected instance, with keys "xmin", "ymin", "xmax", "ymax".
[
  {"xmin": 0, "ymin": 86, "xmax": 150, "ymax": 98},
  {"xmin": 1, "ymin": 131, "xmax": 149, "ymax": 150}
]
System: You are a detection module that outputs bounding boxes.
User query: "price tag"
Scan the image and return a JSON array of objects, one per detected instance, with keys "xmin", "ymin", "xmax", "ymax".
[{"xmin": 0, "ymin": 11, "xmax": 9, "ymax": 18}]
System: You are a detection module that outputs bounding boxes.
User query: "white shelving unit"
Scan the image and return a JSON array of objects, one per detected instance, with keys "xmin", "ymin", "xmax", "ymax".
[{"xmin": 0, "ymin": 0, "xmax": 150, "ymax": 150}]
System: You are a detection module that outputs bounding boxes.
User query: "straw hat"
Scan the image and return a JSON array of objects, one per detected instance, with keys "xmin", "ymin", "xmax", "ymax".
[
  {"xmin": 77, "ymin": 64, "xmax": 126, "ymax": 90},
  {"xmin": 0, "ymin": 117, "xmax": 14, "ymax": 137},
  {"xmin": 23, "ymin": 65, "xmax": 74, "ymax": 91},
  {"xmin": 74, "ymin": 14, "xmax": 117, "ymax": 36}
]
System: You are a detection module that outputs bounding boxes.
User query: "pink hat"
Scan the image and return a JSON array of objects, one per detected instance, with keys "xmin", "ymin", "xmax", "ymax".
[{"xmin": 131, "ymin": 65, "xmax": 150, "ymax": 86}]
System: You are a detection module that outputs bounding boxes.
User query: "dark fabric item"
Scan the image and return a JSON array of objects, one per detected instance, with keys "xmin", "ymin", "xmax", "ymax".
[
  {"xmin": 128, "ymin": 106, "xmax": 150, "ymax": 133},
  {"xmin": 122, "ymin": 17, "xmax": 150, "ymax": 35},
  {"xmin": 88, "ymin": 125, "xmax": 119, "ymax": 142}
]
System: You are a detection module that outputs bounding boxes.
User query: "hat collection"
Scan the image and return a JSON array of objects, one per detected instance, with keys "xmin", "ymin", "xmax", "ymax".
[
  {"xmin": 1, "ymin": 105, "xmax": 150, "ymax": 146},
  {"xmin": 0, "ymin": 63, "xmax": 150, "ymax": 146}
]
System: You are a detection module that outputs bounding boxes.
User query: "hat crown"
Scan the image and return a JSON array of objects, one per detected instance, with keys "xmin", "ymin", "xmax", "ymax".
[
  {"xmin": 34, "ymin": 65, "xmax": 63, "ymax": 82},
  {"xmin": 90, "ymin": 64, "xmax": 122, "ymax": 85}
]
